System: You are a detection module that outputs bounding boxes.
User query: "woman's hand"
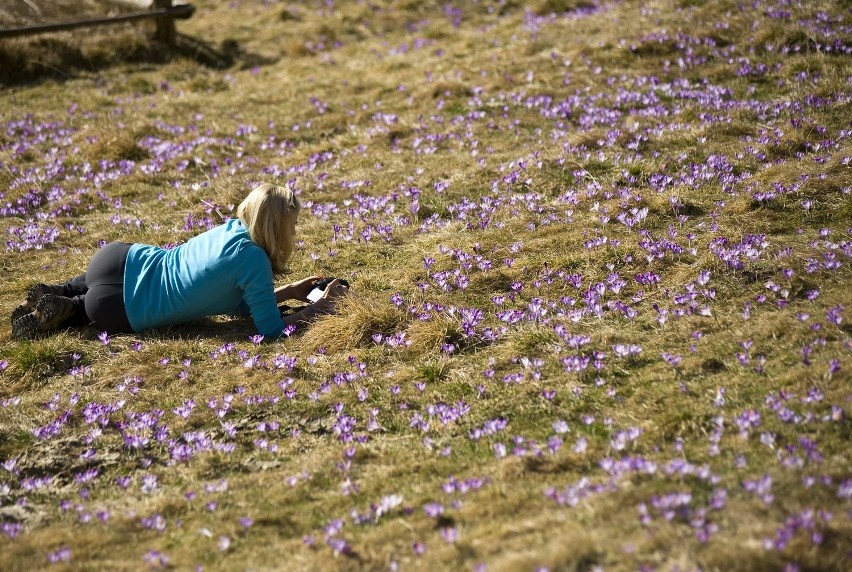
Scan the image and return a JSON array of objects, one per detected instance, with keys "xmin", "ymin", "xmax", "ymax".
[
  {"xmin": 312, "ymin": 279, "xmax": 349, "ymax": 315},
  {"xmin": 275, "ymin": 275, "xmax": 322, "ymax": 303}
]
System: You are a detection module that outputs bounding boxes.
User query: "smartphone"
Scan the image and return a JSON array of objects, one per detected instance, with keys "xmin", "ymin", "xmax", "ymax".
[
  {"xmin": 307, "ymin": 277, "xmax": 349, "ymax": 303},
  {"xmin": 307, "ymin": 287, "xmax": 324, "ymax": 303}
]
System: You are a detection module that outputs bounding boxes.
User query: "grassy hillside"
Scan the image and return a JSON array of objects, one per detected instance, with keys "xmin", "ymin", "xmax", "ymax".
[{"xmin": 1, "ymin": 0, "xmax": 850, "ymax": 570}]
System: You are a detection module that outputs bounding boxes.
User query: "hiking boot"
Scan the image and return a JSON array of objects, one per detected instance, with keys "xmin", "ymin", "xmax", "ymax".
[
  {"xmin": 11, "ymin": 313, "xmax": 39, "ymax": 341},
  {"xmin": 10, "ymin": 304, "xmax": 31, "ymax": 326},
  {"xmin": 11, "ymin": 294, "xmax": 76, "ymax": 341},
  {"xmin": 10, "ymin": 284, "xmax": 66, "ymax": 326},
  {"xmin": 24, "ymin": 283, "xmax": 66, "ymax": 310}
]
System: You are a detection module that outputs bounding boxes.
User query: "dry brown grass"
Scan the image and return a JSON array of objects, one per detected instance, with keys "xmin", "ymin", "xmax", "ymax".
[
  {"xmin": 0, "ymin": 6, "xmax": 167, "ymax": 84},
  {"xmin": 1, "ymin": 0, "xmax": 851, "ymax": 570},
  {"xmin": 300, "ymin": 294, "xmax": 408, "ymax": 354}
]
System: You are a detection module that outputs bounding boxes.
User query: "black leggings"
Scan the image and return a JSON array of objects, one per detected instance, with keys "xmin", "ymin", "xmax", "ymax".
[{"xmin": 62, "ymin": 242, "xmax": 134, "ymax": 334}]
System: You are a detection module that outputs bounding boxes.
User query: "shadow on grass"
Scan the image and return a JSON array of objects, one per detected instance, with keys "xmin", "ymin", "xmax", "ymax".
[
  {"xmin": 86, "ymin": 317, "xmax": 279, "ymax": 345},
  {"xmin": 0, "ymin": 29, "xmax": 277, "ymax": 86}
]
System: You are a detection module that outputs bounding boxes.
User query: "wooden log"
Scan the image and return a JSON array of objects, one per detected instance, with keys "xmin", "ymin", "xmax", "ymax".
[{"xmin": 0, "ymin": 4, "xmax": 194, "ymax": 40}]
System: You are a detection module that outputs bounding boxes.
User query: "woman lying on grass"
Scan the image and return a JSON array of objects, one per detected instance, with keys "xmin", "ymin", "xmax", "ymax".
[{"xmin": 11, "ymin": 183, "xmax": 348, "ymax": 341}]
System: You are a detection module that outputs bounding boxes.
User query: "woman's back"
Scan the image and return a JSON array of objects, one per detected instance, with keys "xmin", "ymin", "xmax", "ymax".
[{"xmin": 123, "ymin": 219, "xmax": 281, "ymax": 336}]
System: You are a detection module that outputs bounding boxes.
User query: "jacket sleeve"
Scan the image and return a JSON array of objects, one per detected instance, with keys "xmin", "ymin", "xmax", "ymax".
[{"xmin": 234, "ymin": 245, "xmax": 285, "ymax": 339}]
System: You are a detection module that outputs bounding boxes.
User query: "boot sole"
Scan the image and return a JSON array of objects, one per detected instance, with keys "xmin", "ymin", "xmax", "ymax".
[
  {"xmin": 35, "ymin": 294, "xmax": 74, "ymax": 330},
  {"xmin": 12, "ymin": 313, "xmax": 40, "ymax": 341},
  {"xmin": 10, "ymin": 305, "xmax": 32, "ymax": 326}
]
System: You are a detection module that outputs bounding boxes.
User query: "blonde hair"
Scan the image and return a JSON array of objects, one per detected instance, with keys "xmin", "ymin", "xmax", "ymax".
[{"xmin": 236, "ymin": 183, "xmax": 299, "ymax": 274}]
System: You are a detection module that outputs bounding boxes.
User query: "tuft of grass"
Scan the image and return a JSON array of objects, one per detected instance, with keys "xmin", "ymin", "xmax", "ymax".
[
  {"xmin": 534, "ymin": 0, "xmax": 599, "ymax": 15},
  {"xmin": 405, "ymin": 312, "xmax": 469, "ymax": 355},
  {"xmin": 300, "ymin": 295, "xmax": 407, "ymax": 353},
  {"xmin": 83, "ymin": 130, "xmax": 150, "ymax": 162},
  {"xmin": 415, "ymin": 358, "xmax": 451, "ymax": 384},
  {"xmin": 1, "ymin": 337, "xmax": 81, "ymax": 391}
]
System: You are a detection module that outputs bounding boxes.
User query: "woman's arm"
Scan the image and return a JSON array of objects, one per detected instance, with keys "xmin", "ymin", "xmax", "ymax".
[
  {"xmin": 236, "ymin": 246, "xmax": 293, "ymax": 339},
  {"xmin": 281, "ymin": 304, "xmax": 320, "ymax": 329},
  {"xmin": 280, "ymin": 279, "xmax": 348, "ymax": 330},
  {"xmin": 274, "ymin": 275, "xmax": 321, "ymax": 304}
]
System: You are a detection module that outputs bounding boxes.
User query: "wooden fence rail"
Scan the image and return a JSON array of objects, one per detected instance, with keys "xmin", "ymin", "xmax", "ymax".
[{"xmin": 0, "ymin": 1, "xmax": 195, "ymax": 46}]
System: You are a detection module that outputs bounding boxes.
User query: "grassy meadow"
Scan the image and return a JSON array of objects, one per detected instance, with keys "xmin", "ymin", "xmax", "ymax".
[{"xmin": 1, "ymin": 0, "xmax": 851, "ymax": 570}]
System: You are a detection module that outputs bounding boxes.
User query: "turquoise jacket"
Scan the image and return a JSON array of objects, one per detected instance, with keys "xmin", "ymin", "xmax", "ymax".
[{"xmin": 123, "ymin": 219, "xmax": 284, "ymax": 338}]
